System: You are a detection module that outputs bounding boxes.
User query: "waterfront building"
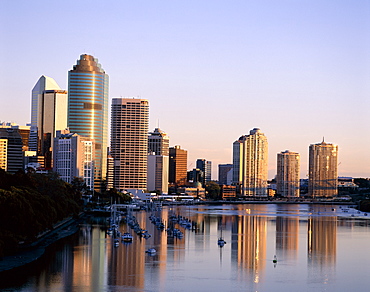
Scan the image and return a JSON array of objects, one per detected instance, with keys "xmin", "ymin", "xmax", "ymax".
[
  {"xmin": 196, "ymin": 159, "xmax": 212, "ymax": 186},
  {"xmin": 0, "ymin": 127, "xmax": 23, "ymax": 173},
  {"xmin": 30, "ymin": 76, "xmax": 61, "ymax": 152},
  {"xmin": 68, "ymin": 54, "xmax": 109, "ymax": 191},
  {"xmin": 276, "ymin": 150, "xmax": 300, "ymax": 197},
  {"xmin": 147, "ymin": 154, "xmax": 169, "ymax": 194},
  {"xmin": 232, "ymin": 128, "xmax": 268, "ymax": 196},
  {"xmin": 53, "ymin": 129, "xmax": 94, "ymax": 189},
  {"xmin": 169, "ymin": 145, "xmax": 188, "ymax": 186},
  {"xmin": 147, "ymin": 128, "xmax": 170, "ymax": 194},
  {"xmin": 308, "ymin": 140, "xmax": 338, "ymax": 197},
  {"xmin": 111, "ymin": 98, "xmax": 149, "ymax": 191},
  {"xmin": 218, "ymin": 164, "xmax": 233, "ymax": 185},
  {"xmin": 220, "ymin": 185, "xmax": 236, "ymax": 200}
]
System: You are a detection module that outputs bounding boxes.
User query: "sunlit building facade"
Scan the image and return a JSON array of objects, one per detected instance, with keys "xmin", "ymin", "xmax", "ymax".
[
  {"xmin": 111, "ymin": 98, "xmax": 149, "ymax": 191},
  {"xmin": 308, "ymin": 140, "xmax": 338, "ymax": 197},
  {"xmin": 0, "ymin": 139, "xmax": 7, "ymax": 171},
  {"xmin": 276, "ymin": 150, "xmax": 300, "ymax": 197},
  {"xmin": 169, "ymin": 145, "xmax": 188, "ymax": 186},
  {"xmin": 232, "ymin": 128, "xmax": 268, "ymax": 196},
  {"xmin": 147, "ymin": 128, "xmax": 169, "ymax": 194},
  {"xmin": 148, "ymin": 128, "xmax": 169, "ymax": 156},
  {"xmin": 68, "ymin": 54, "xmax": 109, "ymax": 191},
  {"xmin": 53, "ymin": 129, "xmax": 94, "ymax": 189},
  {"xmin": 29, "ymin": 75, "xmax": 62, "ymax": 153}
]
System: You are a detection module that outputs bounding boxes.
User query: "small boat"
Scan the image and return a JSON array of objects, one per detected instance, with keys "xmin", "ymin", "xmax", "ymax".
[
  {"xmin": 122, "ymin": 232, "xmax": 133, "ymax": 242},
  {"xmin": 114, "ymin": 239, "xmax": 120, "ymax": 247},
  {"xmin": 218, "ymin": 237, "xmax": 226, "ymax": 246},
  {"xmin": 146, "ymin": 248, "xmax": 157, "ymax": 255},
  {"xmin": 273, "ymin": 255, "xmax": 277, "ymax": 263}
]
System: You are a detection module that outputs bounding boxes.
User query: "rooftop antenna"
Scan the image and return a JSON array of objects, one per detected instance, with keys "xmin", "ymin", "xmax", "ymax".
[{"xmin": 322, "ymin": 136, "xmax": 325, "ymax": 143}]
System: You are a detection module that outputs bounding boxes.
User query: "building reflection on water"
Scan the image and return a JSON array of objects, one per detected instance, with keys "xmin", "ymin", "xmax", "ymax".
[
  {"xmin": 28, "ymin": 205, "xmax": 342, "ymax": 291},
  {"xmin": 307, "ymin": 216, "xmax": 337, "ymax": 284},
  {"xmin": 275, "ymin": 205, "xmax": 299, "ymax": 262},
  {"xmin": 231, "ymin": 205, "xmax": 267, "ymax": 284}
]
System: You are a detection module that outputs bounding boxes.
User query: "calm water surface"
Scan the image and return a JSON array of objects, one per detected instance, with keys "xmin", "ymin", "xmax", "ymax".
[{"xmin": 2, "ymin": 204, "xmax": 370, "ymax": 292}]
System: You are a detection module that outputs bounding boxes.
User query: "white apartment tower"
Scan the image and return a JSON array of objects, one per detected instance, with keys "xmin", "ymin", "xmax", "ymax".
[
  {"xmin": 111, "ymin": 98, "xmax": 149, "ymax": 191},
  {"xmin": 53, "ymin": 130, "xmax": 94, "ymax": 189},
  {"xmin": 232, "ymin": 128, "xmax": 268, "ymax": 196},
  {"xmin": 276, "ymin": 150, "xmax": 300, "ymax": 197},
  {"xmin": 308, "ymin": 140, "xmax": 338, "ymax": 197}
]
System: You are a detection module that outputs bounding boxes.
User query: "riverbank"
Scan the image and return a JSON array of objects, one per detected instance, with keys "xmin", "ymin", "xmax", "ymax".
[{"xmin": 0, "ymin": 214, "xmax": 83, "ymax": 274}]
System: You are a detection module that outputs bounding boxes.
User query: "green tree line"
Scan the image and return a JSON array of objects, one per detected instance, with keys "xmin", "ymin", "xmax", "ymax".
[{"xmin": 0, "ymin": 169, "xmax": 82, "ymax": 257}]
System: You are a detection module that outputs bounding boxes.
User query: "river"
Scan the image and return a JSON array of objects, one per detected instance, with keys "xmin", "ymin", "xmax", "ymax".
[{"xmin": 1, "ymin": 204, "xmax": 370, "ymax": 292}]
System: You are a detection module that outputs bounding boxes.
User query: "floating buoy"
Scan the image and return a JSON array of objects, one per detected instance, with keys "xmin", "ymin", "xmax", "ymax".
[{"xmin": 273, "ymin": 255, "xmax": 277, "ymax": 263}]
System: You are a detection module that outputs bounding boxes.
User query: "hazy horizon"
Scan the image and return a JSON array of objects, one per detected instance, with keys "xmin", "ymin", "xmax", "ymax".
[{"xmin": 1, "ymin": 0, "xmax": 369, "ymax": 179}]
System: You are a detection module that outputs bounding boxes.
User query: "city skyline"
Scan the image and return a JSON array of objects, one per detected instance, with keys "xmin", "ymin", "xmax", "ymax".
[{"xmin": 1, "ymin": 1, "xmax": 369, "ymax": 179}]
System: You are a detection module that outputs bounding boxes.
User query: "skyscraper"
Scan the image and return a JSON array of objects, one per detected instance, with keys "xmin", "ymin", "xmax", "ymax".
[
  {"xmin": 68, "ymin": 54, "xmax": 109, "ymax": 191},
  {"xmin": 308, "ymin": 140, "xmax": 338, "ymax": 197},
  {"xmin": 232, "ymin": 128, "xmax": 268, "ymax": 196},
  {"xmin": 111, "ymin": 98, "xmax": 149, "ymax": 191},
  {"xmin": 169, "ymin": 145, "xmax": 188, "ymax": 186},
  {"xmin": 29, "ymin": 75, "xmax": 62, "ymax": 153},
  {"xmin": 147, "ymin": 128, "xmax": 170, "ymax": 194},
  {"xmin": 276, "ymin": 150, "xmax": 300, "ymax": 197},
  {"xmin": 196, "ymin": 159, "xmax": 212, "ymax": 186},
  {"xmin": 148, "ymin": 128, "xmax": 169, "ymax": 156}
]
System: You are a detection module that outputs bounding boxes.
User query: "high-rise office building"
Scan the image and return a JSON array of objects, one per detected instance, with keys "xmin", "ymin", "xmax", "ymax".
[
  {"xmin": 148, "ymin": 128, "xmax": 169, "ymax": 156},
  {"xmin": 232, "ymin": 128, "xmax": 268, "ymax": 196},
  {"xmin": 30, "ymin": 76, "xmax": 62, "ymax": 153},
  {"xmin": 276, "ymin": 150, "xmax": 300, "ymax": 197},
  {"xmin": 68, "ymin": 54, "xmax": 109, "ymax": 191},
  {"xmin": 53, "ymin": 130, "xmax": 94, "ymax": 189},
  {"xmin": 111, "ymin": 98, "xmax": 149, "ymax": 191},
  {"xmin": 0, "ymin": 128, "xmax": 23, "ymax": 173},
  {"xmin": 308, "ymin": 140, "xmax": 338, "ymax": 197},
  {"xmin": 147, "ymin": 128, "xmax": 169, "ymax": 194},
  {"xmin": 169, "ymin": 145, "xmax": 188, "ymax": 186},
  {"xmin": 196, "ymin": 159, "xmax": 212, "ymax": 186},
  {"xmin": 218, "ymin": 164, "xmax": 233, "ymax": 185}
]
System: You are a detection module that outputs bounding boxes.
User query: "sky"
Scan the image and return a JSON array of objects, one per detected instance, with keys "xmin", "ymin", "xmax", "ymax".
[{"xmin": 1, "ymin": 0, "xmax": 369, "ymax": 179}]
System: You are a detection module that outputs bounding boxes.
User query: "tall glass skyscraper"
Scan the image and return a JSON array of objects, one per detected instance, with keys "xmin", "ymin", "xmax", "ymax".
[{"xmin": 68, "ymin": 54, "xmax": 109, "ymax": 191}]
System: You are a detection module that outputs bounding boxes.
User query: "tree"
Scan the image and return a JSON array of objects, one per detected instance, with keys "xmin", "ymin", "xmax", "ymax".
[{"xmin": 205, "ymin": 181, "xmax": 221, "ymax": 200}]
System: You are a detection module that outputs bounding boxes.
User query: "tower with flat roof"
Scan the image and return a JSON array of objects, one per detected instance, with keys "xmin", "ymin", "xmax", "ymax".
[
  {"xmin": 276, "ymin": 150, "xmax": 300, "ymax": 197},
  {"xmin": 169, "ymin": 145, "xmax": 188, "ymax": 186},
  {"xmin": 111, "ymin": 98, "xmax": 149, "ymax": 191}
]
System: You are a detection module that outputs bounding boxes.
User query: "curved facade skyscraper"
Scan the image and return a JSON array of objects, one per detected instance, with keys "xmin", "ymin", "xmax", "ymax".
[{"xmin": 68, "ymin": 54, "xmax": 109, "ymax": 191}]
